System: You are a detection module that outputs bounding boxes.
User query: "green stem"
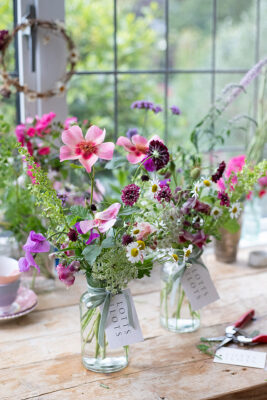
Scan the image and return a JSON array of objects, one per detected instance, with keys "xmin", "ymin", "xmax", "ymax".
[
  {"xmin": 31, "ymin": 268, "xmax": 37, "ymax": 290},
  {"xmin": 175, "ymin": 284, "xmax": 185, "ymax": 323},
  {"xmin": 94, "ymin": 312, "xmax": 101, "ymax": 359},
  {"xmin": 90, "ymin": 167, "xmax": 95, "ymax": 206},
  {"xmin": 124, "ymin": 345, "xmax": 129, "ymax": 362},
  {"xmin": 164, "ymin": 286, "xmax": 168, "ymax": 328}
]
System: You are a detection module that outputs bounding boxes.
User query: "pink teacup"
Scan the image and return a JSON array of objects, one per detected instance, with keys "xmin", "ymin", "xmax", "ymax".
[{"xmin": 0, "ymin": 256, "xmax": 21, "ymax": 313}]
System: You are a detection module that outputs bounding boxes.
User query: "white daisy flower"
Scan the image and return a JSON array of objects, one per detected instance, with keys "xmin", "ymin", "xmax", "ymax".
[
  {"xmin": 230, "ymin": 202, "xmax": 242, "ymax": 219},
  {"xmin": 202, "ymin": 178, "xmax": 212, "ymax": 188},
  {"xmin": 183, "ymin": 244, "xmax": 193, "ymax": 261},
  {"xmin": 126, "ymin": 242, "xmax": 143, "ymax": 263},
  {"xmin": 146, "ymin": 178, "xmax": 160, "ymax": 199},
  {"xmin": 191, "ymin": 181, "xmax": 201, "ymax": 198},
  {"xmin": 211, "ymin": 206, "xmax": 223, "ymax": 219}
]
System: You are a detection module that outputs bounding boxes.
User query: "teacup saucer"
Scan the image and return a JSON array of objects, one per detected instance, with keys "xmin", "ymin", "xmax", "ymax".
[{"xmin": 0, "ymin": 286, "xmax": 38, "ymax": 320}]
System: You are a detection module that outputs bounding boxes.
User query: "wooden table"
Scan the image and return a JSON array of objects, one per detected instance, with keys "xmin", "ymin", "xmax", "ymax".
[{"xmin": 1, "ymin": 246, "xmax": 267, "ymax": 400}]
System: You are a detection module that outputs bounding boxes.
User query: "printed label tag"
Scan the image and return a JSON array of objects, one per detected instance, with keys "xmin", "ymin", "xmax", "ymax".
[
  {"xmin": 102, "ymin": 288, "xmax": 144, "ymax": 350},
  {"xmin": 181, "ymin": 263, "xmax": 219, "ymax": 311},
  {"xmin": 214, "ymin": 347, "xmax": 266, "ymax": 369}
]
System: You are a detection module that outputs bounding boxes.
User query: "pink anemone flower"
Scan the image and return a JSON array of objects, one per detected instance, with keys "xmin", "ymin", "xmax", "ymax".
[
  {"xmin": 80, "ymin": 203, "xmax": 121, "ymax": 234},
  {"xmin": 116, "ymin": 134, "xmax": 162, "ymax": 164},
  {"xmin": 60, "ymin": 125, "xmax": 115, "ymax": 173}
]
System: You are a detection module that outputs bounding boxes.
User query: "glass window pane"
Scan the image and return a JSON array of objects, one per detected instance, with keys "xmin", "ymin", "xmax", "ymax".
[
  {"xmin": 216, "ymin": 0, "xmax": 255, "ymax": 69},
  {"xmin": 66, "ymin": 0, "xmax": 114, "ymax": 71},
  {"xmin": 260, "ymin": 0, "xmax": 267, "ymax": 59},
  {"xmin": 117, "ymin": 0, "xmax": 165, "ymax": 70},
  {"xmin": 168, "ymin": 73, "xmax": 211, "ymax": 147},
  {"xmin": 117, "ymin": 74, "xmax": 164, "ymax": 138},
  {"xmin": 169, "ymin": 0, "xmax": 212, "ymax": 70},
  {"xmin": 67, "ymin": 75, "xmax": 114, "ymax": 140}
]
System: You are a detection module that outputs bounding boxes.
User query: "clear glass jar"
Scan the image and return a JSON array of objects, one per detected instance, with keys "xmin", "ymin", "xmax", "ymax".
[
  {"xmin": 160, "ymin": 262, "xmax": 200, "ymax": 333},
  {"xmin": 80, "ymin": 290, "xmax": 129, "ymax": 373}
]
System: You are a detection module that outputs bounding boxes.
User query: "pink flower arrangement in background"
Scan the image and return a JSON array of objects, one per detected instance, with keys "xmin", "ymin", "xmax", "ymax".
[
  {"xmin": 225, "ymin": 155, "xmax": 246, "ymax": 185},
  {"xmin": 79, "ymin": 202, "xmax": 121, "ymax": 234},
  {"xmin": 60, "ymin": 125, "xmax": 114, "ymax": 173}
]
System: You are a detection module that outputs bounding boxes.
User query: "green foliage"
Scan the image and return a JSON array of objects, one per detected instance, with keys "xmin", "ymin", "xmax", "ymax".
[{"xmin": 223, "ymin": 218, "xmax": 240, "ymax": 234}]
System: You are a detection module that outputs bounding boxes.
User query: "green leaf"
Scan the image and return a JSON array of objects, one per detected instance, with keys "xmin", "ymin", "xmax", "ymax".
[
  {"xmin": 82, "ymin": 245, "xmax": 102, "ymax": 264},
  {"xmin": 66, "ymin": 214, "xmax": 79, "ymax": 226},
  {"xmin": 105, "ymin": 156, "xmax": 128, "ymax": 170},
  {"xmin": 223, "ymin": 218, "xmax": 240, "ymax": 234},
  {"xmin": 119, "ymin": 206, "xmax": 139, "ymax": 216},
  {"xmin": 69, "ymin": 163, "xmax": 84, "ymax": 169},
  {"xmin": 70, "ymin": 205, "xmax": 90, "ymax": 219},
  {"xmin": 101, "ymin": 237, "xmax": 115, "ymax": 248}
]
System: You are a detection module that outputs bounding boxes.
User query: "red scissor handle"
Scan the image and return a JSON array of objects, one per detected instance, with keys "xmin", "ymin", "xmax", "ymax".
[
  {"xmin": 252, "ymin": 335, "xmax": 267, "ymax": 344},
  {"xmin": 234, "ymin": 309, "xmax": 255, "ymax": 328}
]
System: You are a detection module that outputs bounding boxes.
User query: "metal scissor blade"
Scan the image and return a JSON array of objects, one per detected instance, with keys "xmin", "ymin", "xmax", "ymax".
[
  {"xmin": 201, "ymin": 336, "xmax": 226, "ymax": 342},
  {"xmin": 216, "ymin": 336, "xmax": 233, "ymax": 350}
]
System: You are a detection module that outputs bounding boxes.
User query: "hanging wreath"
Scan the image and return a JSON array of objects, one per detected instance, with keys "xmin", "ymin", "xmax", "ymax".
[{"xmin": 0, "ymin": 19, "xmax": 78, "ymax": 100}]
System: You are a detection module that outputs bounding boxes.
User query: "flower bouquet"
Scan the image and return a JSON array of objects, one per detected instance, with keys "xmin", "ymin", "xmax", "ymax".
[{"xmin": 18, "ymin": 124, "xmax": 158, "ymax": 373}]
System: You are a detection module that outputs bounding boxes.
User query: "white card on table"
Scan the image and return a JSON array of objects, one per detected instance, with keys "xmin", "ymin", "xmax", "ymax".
[
  {"xmin": 214, "ymin": 347, "xmax": 266, "ymax": 369},
  {"xmin": 181, "ymin": 263, "xmax": 219, "ymax": 311},
  {"xmin": 101, "ymin": 288, "xmax": 144, "ymax": 350}
]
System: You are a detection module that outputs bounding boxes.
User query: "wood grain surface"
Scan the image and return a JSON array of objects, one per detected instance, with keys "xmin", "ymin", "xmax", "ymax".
[{"xmin": 1, "ymin": 246, "xmax": 267, "ymax": 400}]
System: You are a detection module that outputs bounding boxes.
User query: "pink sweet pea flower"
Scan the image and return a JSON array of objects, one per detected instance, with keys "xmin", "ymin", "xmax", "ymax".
[
  {"xmin": 60, "ymin": 125, "xmax": 115, "ymax": 173},
  {"xmin": 80, "ymin": 203, "xmax": 121, "ymax": 234},
  {"xmin": 56, "ymin": 261, "xmax": 80, "ymax": 287},
  {"xmin": 64, "ymin": 116, "xmax": 78, "ymax": 130},
  {"xmin": 18, "ymin": 231, "xmax": 50, "ymax": 272},
  {"xmin": 116, "ymin": 134, "xmax": 163, "ymax": 164},
  {"xmin": 134, "ymin": 222, "xmax": 156, "ymax": 241}
]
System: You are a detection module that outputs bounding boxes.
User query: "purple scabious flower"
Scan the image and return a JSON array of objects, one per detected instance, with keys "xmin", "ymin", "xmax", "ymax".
[
  {"xmin": 146, "ymin": 140, "xmax": 170, "ymax": 171},
  {"xmin": 18, "ymin": 231, "xmax": 50, "ymax": 272},
  {"xmin": 131, "ymin": 100, "xmax": 163, "ymax": 114},
  {"xmin": 67, "ymin": 228, "xmax": 78, "ymax": 242},
  {"xmin": 218, "ymin": 191, "xmax": 230, "ymax": 207},
  {"xmin": 0, "ymin": 30, "xmax": 9, "ymax": 51},
  {"xmin": 126, "ymin": 128, "xmax": 139, "ymax": 139},
  {"xmin": 141, "ymin": 174, "xmax": 149, "ymax": 182},
  {"xmin": 156, "ymin": 185, "xmax": 172, "ymax": 203},
  {"xmin": 121, "ymin": 184, "xmax": 140, "ymax": 206},
  {"xmin": 122, "ymin": 234, "xmax": 134, "ymax": 246},
  {"xmin": 212, "ymin": 161, "xmax": 226, "ymax": 183},
  {"xmin": 170, "ymin": 105, "xmax": 181, "ymax": 115}
]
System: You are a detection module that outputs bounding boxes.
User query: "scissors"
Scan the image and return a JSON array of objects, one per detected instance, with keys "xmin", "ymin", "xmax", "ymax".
[{"xmin": 202, "ymin": 309, "xmax": 267, "ymax": 349}]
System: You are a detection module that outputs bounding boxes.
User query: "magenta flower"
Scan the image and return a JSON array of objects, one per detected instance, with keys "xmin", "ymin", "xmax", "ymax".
[
  {"xmin": 156, "ymin": 185, "xmax": 172, "ymax": 203},
  {"xmin": 86, "ymin": 230, "xmax": 100, "ymax": 245},
  {"xmin": 144, "ymin": 140, "xmax": 170, "ymax": 171},
  {"xmin": 218, "ymin": 191, "xmax": 230, "ymax": 207},
  {"xmin": 60, "ymin": 125, "xmax": 114, "ymax": 173},
  {"xmin": 79, "ymin": 203, "xmax": 121, "ymax": 234},
  {"xmin": 56, "ymin": 261, "xmax": 80, "ymax": 287},
  {"xmin": 37, "ymin": 146, "xmax": 51, "ymax": 155},
  {"xmin": 121, "ymin": 184, "xmax": 140, "ymax": 206},
  {"xmin": 18, "ymin": 231, "xmax": 50, "ymax": 272},
  {"xmin": 225, "ymin": 155, "xmax": 246, "ymax": 185},
  {"xmin": 258, "ymin": 172, "xmax": 267, "ymax": 187},
  {"xmin": 35, "ymin": 112, "xmax": 56, "ymax": 134},
  {"xmin": 15, "ymin": 124, "xmax": 26, "ymax": 145},
  {"xmin": 64, "ymin": 116, "xmax": 78, "ymax": 130}
]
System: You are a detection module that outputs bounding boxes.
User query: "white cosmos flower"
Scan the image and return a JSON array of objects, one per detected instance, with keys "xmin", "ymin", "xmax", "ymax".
[
  {"xmin": 230, "ymin": 202, "xmax": 242, "ymax": 219},
  {"xmin": 211, "ymin": 206, "xmax": 223, "ymax": 219},
  {"xmin": 146, "ymin": 178, "xmax": 160, "ymax": 199},
  {"xmin": 191, "ymin": 181, "xmax": 201, "ymax": 198},
  {"xmin": 183, "ymin": 244, "xmax": 193, "ymax": 261},
  {"xmin": 126, "ymin": 242, "xmax": 143, "ymax": 263}
]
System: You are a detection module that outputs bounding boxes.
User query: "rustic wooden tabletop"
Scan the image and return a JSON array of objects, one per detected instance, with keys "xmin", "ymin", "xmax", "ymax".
[{"xmin": 1, "ymin": 246, "xmax": 267, "ymax": 400}]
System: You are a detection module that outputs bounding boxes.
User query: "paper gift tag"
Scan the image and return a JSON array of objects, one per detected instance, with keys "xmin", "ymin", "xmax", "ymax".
[
  {"xmin": 181, "ymin": 263, "xmax": 219, "ymax": 311},
  {"xmin": 101, "ymin": 288, "xmax": 144, "ymax": 350},
  {"xmin": 214, "ymin": 347, "xmax": 266, "ymax": 369}
]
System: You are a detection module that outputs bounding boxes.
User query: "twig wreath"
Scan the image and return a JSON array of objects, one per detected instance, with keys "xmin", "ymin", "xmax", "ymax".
[{"xmin": 0, "ymin": 19, "xmax": 78, "ymax": 100}]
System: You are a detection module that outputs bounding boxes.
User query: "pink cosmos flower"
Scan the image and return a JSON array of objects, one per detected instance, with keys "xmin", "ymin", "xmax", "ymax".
[
  {"xmin": 116, "ymin": 134, "xmax": 163, "ymax": 164},
  {"xmin": 134, "ymin": 222, "xmax": 156, "ymax": 241},
  {"xmin": 79, "ymin": 203, "xmax": 121, "ymax": 234},
  {"xmin": 60, "ymin": 125, "xmax": 115, "ymax": 173},
  {"xmin": 64, "ymin": 116, "xmax": 78, "ymax": 130}
]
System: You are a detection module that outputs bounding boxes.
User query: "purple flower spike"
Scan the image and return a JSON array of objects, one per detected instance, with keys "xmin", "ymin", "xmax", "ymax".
[{"xmin": 170, "ymin": 105, "xmax": 181, "ymax": 115}]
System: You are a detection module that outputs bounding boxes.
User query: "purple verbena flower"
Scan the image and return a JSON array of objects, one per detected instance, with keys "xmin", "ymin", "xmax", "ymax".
[
  {"xmin": 121, "ymin": 184, "xmax": 140, "ymax": 206},
  {"xmin": 170, "ymin": 105, "xmax": 181, "ymax": 115},
  {"xmin": 131, "ymin": 100, "xmax": 162, "ymax": 114},
  {"xmin": 126, "ymin": 128, "xmax": 139, "ymax": 139}
]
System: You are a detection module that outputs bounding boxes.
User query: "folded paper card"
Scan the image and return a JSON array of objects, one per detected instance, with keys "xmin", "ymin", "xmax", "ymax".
[{"xmin": 214, "ymin": 347, "xmax": 266, "ymax": 369}]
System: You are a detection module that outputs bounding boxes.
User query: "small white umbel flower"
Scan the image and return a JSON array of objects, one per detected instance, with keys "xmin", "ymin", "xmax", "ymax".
[
  {"xmin": 211, "ymin": 206, "xmax": 223, "ymax": 219},
  {"xmin": 230, "ymin": 202, "xmax": 242, "ymax": 219}
]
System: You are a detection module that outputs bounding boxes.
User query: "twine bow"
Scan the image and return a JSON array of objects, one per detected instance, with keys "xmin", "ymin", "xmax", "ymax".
[{"xmin": 86, "ymin": 285, "xmax": 135, "ymax": 348}]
